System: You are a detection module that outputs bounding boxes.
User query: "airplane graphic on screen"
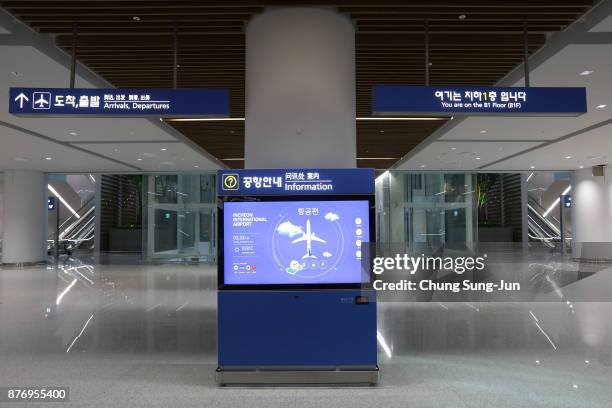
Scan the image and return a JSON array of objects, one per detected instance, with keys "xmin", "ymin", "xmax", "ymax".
[{"xmin": 291, "ymin": 219, "xmax": 326, "ymax": 259}]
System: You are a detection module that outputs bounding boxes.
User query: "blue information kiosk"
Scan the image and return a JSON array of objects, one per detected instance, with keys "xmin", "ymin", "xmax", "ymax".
[{"xmin": 216, "ymin": 168, "xmax": 378, "ymax": 385}]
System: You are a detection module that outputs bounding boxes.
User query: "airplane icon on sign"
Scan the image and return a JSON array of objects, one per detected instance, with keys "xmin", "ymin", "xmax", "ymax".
[{"xmin": 32, "ymin": 92, "xmax": 51, "ymax": 109}]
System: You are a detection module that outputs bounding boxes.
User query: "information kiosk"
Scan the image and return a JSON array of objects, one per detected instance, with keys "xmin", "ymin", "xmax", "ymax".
[{"xmin": 216, "ymin": 168, "xmax": 378, "ymax": 385}]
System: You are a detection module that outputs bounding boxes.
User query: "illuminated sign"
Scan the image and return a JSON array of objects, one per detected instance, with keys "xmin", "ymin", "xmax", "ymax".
[
  {"xmin": 9, "ymin": 87, "xmax": 229, "ymax": 117},
  {"xmin": 217, "ymin": 169, "xmax": 375, "ymax": 196},
  {"xmin": 373, "ymin": 86, "xmax": 587, "ymax": 116}
]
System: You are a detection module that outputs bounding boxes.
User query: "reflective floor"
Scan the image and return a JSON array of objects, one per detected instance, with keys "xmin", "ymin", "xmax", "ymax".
[{"xmin": 1, "ymin": 259, "xmax": 611, "ymax": 407}]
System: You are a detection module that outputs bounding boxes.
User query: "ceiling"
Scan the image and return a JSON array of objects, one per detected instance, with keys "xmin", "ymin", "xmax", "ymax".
[
  {"xmin": 1, "ymin": 0, "xmax": 594, "ymax": 170},
  {"xmin": 0, "ymin": 11, "xmax": 224, "ymax": 172},
  {"xmin": 395, "ymin": 1, "xmax": 612, "ymax": 172}
]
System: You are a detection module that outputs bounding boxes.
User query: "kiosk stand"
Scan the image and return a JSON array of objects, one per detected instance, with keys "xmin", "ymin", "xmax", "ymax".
[{"xmin": 216, "ymin": 168, "xmax": 378, "ymax": 385}]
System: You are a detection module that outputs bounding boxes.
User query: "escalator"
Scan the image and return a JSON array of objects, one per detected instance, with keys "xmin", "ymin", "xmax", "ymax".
[
  {"xmin": 48, "ymin": 197, "xmax": 95, "ymax": 255},
  {"xmin": 527, "ymin": 197, "xmax": 570, "ymax": 250}
]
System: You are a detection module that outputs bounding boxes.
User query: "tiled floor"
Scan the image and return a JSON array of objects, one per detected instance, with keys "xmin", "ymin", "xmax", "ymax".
[{"xmin": 0, "ymin": 260, "xmax": 611, "ymax": 407}]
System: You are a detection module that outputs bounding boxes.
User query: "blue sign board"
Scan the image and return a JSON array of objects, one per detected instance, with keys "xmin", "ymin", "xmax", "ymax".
[
  {"xmin": 217, "ymin": 168, "xmax": 375, "ymax": 196},
  {"xmin": 48, "ymin": 196, "xmax": 56, "ymax": 211},
  {"xmin": 373, "ymin": 86, "xmax": 587, "ymax": 116},
  {"xmin": 9, "ymin": 87, "xmax": 229, "ymax": 117},
  {"xmin": 563, "ymin": 194, "xmax": 572, "ymax": 208}
]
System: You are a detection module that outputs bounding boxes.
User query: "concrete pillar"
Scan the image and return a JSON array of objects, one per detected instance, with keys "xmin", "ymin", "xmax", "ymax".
[
  {"xmin": 245, "ymin": 7, "xmax": 356, "ymax": 168},
  {"xmin": 2, "ymin": 170, "xmax": 47, "ymax": 265},
  {"xmin": 571, "ymin": 168, "xmax": 612, "ymax": 261}
]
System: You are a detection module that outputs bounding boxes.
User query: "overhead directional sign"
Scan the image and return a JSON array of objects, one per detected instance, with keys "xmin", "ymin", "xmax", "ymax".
[
  {"xmin": 373, "ymin": 86, "xmax": 587, "ymax": 117},
  {"xmin": 217, "ymin": 168, "xmax": 375, "ymax": 196},
  {"xmin": 9, "ymin": 87, "xmax": 229, "ymax": 117}
]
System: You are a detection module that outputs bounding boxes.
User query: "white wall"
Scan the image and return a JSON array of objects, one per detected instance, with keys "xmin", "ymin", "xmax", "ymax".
[
  {"xmin": 571, "ymin": 168, "xmax": 612, "ymax": 260},
  {"xmin": 2, "ymin": 170, "xmax": 46, "ymax": 264},
  {"xmin": 245, "ymin": 7, "xmax": 356, "ymax": 168}
]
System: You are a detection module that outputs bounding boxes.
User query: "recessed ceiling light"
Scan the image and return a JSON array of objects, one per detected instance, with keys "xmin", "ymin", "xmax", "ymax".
[
  {"xmin": 193, "ymin": 165, "xmax": 199, "ymax": 168},
  {"xmin": 530, "ymin": 166, "xmax": 535, "ymax": 169},
  {"xmin": 458, "ymin": 14, "xmax": 467, "ymax": 20},
  {"xmin": 160, "ymin": 148, "xmax": 167, "ymax": 151},
  {"xmin": 596, "ymin": 104, "xmax": 607, "ymax": 109},
  {"xmin": 11, "ymin": 71, "xmax": 23, "ymax": 77},
  {"xmin": 475, "ymin": 157, "xmax": 481, "ymax": 160},
  {"xmin": 479, "ymin": 130, "xmax": 487, "ymax": 134},
  {"xmin": 564, "ymin": 155, "xmax": 572, "ymax": 159},
  {"xmin": 12, "ymin": 157, "xmax": 29, "ymax": 162},
  {"xmin": 45, "ymin": 157, "xmax": 52, "ymax": 160},
  {"xmin": 579, "ymin": 165, "xmax": 584, "ymax": 169},
  {"xmin": 579, "ymin": 70, "xmax": 594, "ymax": 76},
  {"xmin": 137, "ymin": 158, "xmax": 143, "ymax": 161},
  {"xmin": 113, "ymin": 148, "xmax": 119, "ymax": 152},
  {"xmin": 450, "ymin": 147, "xmax": 457, "ymax": 150},
  {"xmin": 68, "ymin": 131, "xmax": 78, "ymax": 136},
  {"xmin": 420, "ymin": 164, "xmax": 426, "ymax": 168},
  {"xmin": 132, "ymin": 16, "xmax": 141, "ymax": 21}
]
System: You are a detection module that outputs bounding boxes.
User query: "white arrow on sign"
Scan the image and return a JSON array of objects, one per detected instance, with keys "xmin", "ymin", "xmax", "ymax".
[{"xmin": 14, "ymin": 93, "xmax": 29, "ymax": 108}]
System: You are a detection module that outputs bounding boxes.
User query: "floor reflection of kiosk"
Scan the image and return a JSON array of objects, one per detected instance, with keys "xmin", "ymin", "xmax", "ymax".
[{"xmin": 216, "ymin": 169, "xmax": 378, "ymax": 385}]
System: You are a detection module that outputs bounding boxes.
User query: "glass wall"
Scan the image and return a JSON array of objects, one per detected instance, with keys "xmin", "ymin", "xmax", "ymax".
[
  {"xmin": 376, "ymin": 171, "xmax": 477, "ymax": 254},
  {"xmin": 142, "ymin": 173, "xmax": 216, "ymax": 262}
]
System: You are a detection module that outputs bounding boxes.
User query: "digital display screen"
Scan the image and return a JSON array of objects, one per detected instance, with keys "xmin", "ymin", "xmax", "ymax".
[{"xmin": 223, "ymin": 200, "xmax": 370, "ymax": 285}]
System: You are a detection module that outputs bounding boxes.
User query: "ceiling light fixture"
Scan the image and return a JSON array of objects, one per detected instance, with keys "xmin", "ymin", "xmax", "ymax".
[
  {"xmin": 564, "ymin": 156, "xmax": 572, "ymax": 159},
  {"xmin": 45, "ymin": 157, "xmax": 52, "ymax": 160},
  {"xmin": 579, "ymin": 165, "xmax": 584, "ymax": 169},
  {"xmin": 132, "ymin": 16, "xmax": 141, "ymax": 21},
  {"xmin": 458, "ymin": 14, "xmax": 467, "ymax": 20},
  {"xmin": 222, "ymin": 158, "xmax": 245, "ymax": 161},
  {"xmin": 11, "ymin": 71, "xmax": 23, "ymax": 77},
  {"xmin": 479, "ymin": 130, "xmax": 487, "ymax": 134},
  {"xmin": 193, "ymin": 165, "xmax": 199, "ymax": 168},
  {"xmin": 160, "ymin": 148, "xmax": 167, "ymax": 151},
  {"xmin": 69, "ymin": 131, "xmax": 78, "ymax": 136},
  {"xmin": 530, "ymin": 165, "xmax": 535, "ymax": 169},
  {"xmin": 475, "ymin": 157, "xmax": 481, "ymax": 160},
  {"xmin": 357, "ymin": 157, "xmax": 399, "ymax": 160},
  {"xmin": 579, "ymin": 70, "xmax": 593, "ymax": 76},
  {"xmin": 137, "ymin": 158, "xmax": 143, "ymax": 161},
  {"xmin": 166, "ymin": 117, "xmax": 244, "ymax": 122},
  {"xmin": 596, "ymin": 104, "xmax": 607, "ymax": 109},
  {"xmin": 47, "ymin": 185, "xmax": 80, "ymax": 219},
  {"xmin": 420, "ymin": 164, "xmax": 426, "ymax": 168},
  {"xmin": 356, "ymin": 117, "xmax": 447, "ymax": 121},
  {"xmin": 165, "ymin": 117, "xmax": 448, "ymax": 122},
  {"xmin": 450, "ymin": 147, "xmax": 457, "ymax": 150},
  {"xmin": 12, "ymin": 157, "xmax": 29, "ymax": 162}
]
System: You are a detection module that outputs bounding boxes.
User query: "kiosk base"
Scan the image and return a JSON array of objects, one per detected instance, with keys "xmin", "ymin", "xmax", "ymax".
[{"xmin": 216, "ymin": 367, "xmax": 379, "ymax": 386}]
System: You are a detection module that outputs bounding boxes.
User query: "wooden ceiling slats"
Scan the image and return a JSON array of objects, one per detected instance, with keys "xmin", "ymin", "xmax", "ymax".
[{"xmin": 4, "ymin": 0, "xmax": 591, "ymax": 169}]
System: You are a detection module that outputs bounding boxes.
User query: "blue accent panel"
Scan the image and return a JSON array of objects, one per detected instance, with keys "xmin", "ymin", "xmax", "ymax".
[
  {"xmin": 218, "ymin": 290, "xmax": 377, "ymax": 367},
  {"xmin": 373, "ymin": 86, "xmax": 587, "ymax": 116},
  {"xmin": 9, "ymin": 87, "xmax": 229, "ymax": 117},
  {"xmin": 217, "ymin": 168, "xmax": 375, "ymax": 196}
]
